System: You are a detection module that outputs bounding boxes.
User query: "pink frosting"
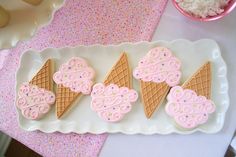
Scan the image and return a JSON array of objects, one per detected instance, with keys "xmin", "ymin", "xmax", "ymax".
[
  {"xmin": 133, "ymin": 47, "xmax": 181, "ymax": 87},
  {"xmin": 53, "ymin": 57, "xmax": 95, "ymax": 94},
  {"xmin": 17, "ymin": 83, "xmax": 55, "ymax": 120},
  {"xmin": 91, "ymin": 83, "xmax": 138, "ymax": 122},
  {"xmin": 165, "ymin": 86, "xmax": 215, "ymax": 129}
]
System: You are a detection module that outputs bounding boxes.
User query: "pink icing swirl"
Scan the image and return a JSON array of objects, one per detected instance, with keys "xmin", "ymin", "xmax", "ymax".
[
  {"xmin": 165, "ymin": 86, "xmax": 215, "ymax": 129},
  {"xmin": 133, "ymin": 47, "xmax": 181, "ymax": 87},
  {"xmin": 53, "ymin": 57, "xmax": 95, "ymax": 94},
  {"xmin": 17, "ymin": 82, "xmax": 55, "ymax": 120},
  {"xmin": 91, "ymin": 83, "xmax": 138, "ymax": 122}
]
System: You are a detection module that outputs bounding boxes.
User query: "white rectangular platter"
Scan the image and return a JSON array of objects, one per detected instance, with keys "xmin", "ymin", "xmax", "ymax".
[{"xmin": 16, "ymin": 39, "xmax": 229, "ymax": 134}]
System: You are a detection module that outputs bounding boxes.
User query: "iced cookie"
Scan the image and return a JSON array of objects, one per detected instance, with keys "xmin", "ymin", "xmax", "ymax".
[
  {"xmin": 17, "ymin": 83, "xmax": 55, "ymax": 120},
  {"xmin": 53, "ymin": 57, "xmax": 95, "ymax": 118},
  {"xmin": 133, "ymin": 47, "xmax": 181, "ymax": 118},
  {"xmin": 16, "ymin": 59, "xmax": 55, "ymax": 120},
  {"xmin": 91, "ymin": 53, "xmax": 138, "ymax": 122},
  {"xmin": 165, "ymin": 62, "xmax": 216, "ymax": 129},
  {"xmin": 91, "ymin": 83, "xmax": 138, "ymax": 122},
  {"xmin": 0, "ymin": 6, "xmax": 10, "ymax": 28}
]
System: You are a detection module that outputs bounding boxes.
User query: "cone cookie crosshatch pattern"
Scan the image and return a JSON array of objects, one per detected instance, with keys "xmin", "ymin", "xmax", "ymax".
[
  {"xmin": 29, "ymin": 59, "xmax": 53, "ymax": 91},
  {"xmin": 141, "ymin": 81, "xmax": 170, "ymax": 118},
  {"xmin": 165, "ymin": 62, "xmax": 216, "ymax": 129},
  {"xmin": 182, "ymin": 61, "xmax": 211, "ymax": 99},
  {"xmin": 53, "ymin": 57, "xmax": 95, "ymax": 118},
  {"xmin": 91, "ymin": 52, "xmax": 138, "ymax": 122},
  {"xmin": 104, "ymin": 53, "xmax": 131, "ymax": 88},
  {"xmin": 55, "ymin": 85, "xmax": 81, "ymax": 118},
  {"xmin": 133, "ymin": 47, "xmax": 182, "ymax": 118},
  {"xmin": 16, "ymin": 59, "xmax": 56, "ymax": 120}
]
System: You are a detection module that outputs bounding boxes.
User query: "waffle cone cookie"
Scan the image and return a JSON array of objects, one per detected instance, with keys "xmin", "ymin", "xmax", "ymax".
[
  {"xmin": 91, "ymin": 53, "xmax": 138, "ymax": 122},
  {"xmin": 29, "ymin": 59, "xmax": 53, "ymax": 91},
  {"xmin": 141, "ymin": 81, "xmax": 170, "ymax": 118},
  {"xmin": 16, "ymin": 59, "xmax": 56, "ymax": 120},
  {"xmin": 56, "ymin": 85, "xmax": 81, "ymax": 118},
  {"xmin": 133, "ymin": 47, "xmax": 182, "ymax": 118},
  {"xmin": 104, "ymin": 53, "xmax": 131, "ymax": 88},
  {"xmin": 182, "ymin": 62, "xmax": 211, "ymax": 99},
  {"xmin": 53, "ymin": 57, "xmax": 95, "ymax": 118},
  {"xmin": 165, "ymin": 61, "xmax": 215, "ymax": 129}
]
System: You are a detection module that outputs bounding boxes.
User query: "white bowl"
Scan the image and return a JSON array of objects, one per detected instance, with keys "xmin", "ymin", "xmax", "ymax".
[{"xmin": 0, "ymin": 0, "xmax": 64, "ymax": 49}]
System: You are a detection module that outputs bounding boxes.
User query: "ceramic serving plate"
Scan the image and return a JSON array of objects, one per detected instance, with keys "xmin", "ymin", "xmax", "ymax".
[
  {"xmin": 0, "ymin": 0, "xmax": 64, "ymax": 49},
  {"xmin": 16, "ymin": 39, "xmax": 229, "ymax": 134}
]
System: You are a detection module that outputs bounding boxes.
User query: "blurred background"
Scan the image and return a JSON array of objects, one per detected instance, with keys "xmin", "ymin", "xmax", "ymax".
[{"xmin": 0, "ymin": 131, "xmax": 41, "ymax": 157}]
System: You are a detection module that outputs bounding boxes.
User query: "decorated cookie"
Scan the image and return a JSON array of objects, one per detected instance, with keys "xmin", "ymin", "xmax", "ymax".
[
  {"xmin": 17, "ymin": 83, "xmax": 55, "ymax": 120},
  {"xmin": 165, "ymin": 86, "xmax": 215, "ymax": 129},
  {"xmin": 90, "ymin": 53, "xmax": 138, "ymax": 122},
  {"xmin": 133, "ymin": 46, "xmax": 181, "ymax": 86},
  {"xmin": 53, "ymin": 57, "xmax": 95, "ymax": 94},
  {"xmin": 91, "ymin": 83, "xmax": 138, "ymax": 122},
  {"xmin": 53, "ymin": 57, "xmax": 95, "ymax": 118},
  {"xmin": 16, "ymin": 59, "xmax": 55, "ymax": 120},
  {"xmin": 166, "ymin": 62, "xmax": 215, "ymax": 129},
  {"xmin": 133, "ymin": 47, "xmax": 182, "ymax": 118}
]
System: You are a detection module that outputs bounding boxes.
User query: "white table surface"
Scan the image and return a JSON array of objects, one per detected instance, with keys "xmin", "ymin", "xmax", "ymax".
[{"xmin": 100, "ymin": 1, "xmax": 236, "ymax": 157}]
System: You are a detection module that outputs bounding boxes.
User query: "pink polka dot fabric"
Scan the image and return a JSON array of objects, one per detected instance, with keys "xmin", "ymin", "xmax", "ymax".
[{"xmin": 0, "ymin": 0, "xmax": 167, "ymax": 156}]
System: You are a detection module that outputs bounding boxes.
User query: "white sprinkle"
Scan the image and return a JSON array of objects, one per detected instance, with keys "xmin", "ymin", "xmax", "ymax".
[{"xmin": 176, "ymin": 0, "xmax": 230, "ymax": 18}]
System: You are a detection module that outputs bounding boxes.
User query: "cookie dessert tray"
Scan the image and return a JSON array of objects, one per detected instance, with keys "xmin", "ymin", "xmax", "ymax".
[
  {"xmin": 0, "ymin": 0, "xmax": 64, "ymax": 49},
  {"xmin": 16, "ymin": 39, "xmax": 229, "ymax": 134}
]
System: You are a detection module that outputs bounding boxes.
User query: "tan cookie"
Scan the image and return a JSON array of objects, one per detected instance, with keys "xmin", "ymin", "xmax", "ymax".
[
  {"xmin": 53, "ymin": 57, "xmax": 95, "ymax": 118},
  {"xmin": 133, "ymin": 47, "xmax": 182, "ymax": 118}
]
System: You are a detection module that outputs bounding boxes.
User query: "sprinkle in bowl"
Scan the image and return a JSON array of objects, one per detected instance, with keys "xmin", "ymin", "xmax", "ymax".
[{"xmin": 172, "ymin": 0, "xmax": 236, "ymax": 22}]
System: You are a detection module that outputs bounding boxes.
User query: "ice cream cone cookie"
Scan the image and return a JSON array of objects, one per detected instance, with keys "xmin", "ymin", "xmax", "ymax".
[
  {"xmin": 16, "ymin": 59, "xmax": 55, "ymax": 120},
  {"xmin": 133, "ymin": 47, "xmax": 182, "ymax": 118},
  {"xmin": 53, "ymin": 57, "xmax": 95, "ymax": 118},
  {"xmin": 91, "ymin": 53, "xmax": 138, "ymax": 122},
  {"xmin": 165, "ymin": 62, "xmax": 216, "ymax": 129}
]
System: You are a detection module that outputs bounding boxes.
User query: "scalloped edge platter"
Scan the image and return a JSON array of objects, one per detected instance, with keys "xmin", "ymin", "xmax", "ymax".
[
  {"xmin": 15, "ymin": 39, "xmax": 229, "ymax": 134},
  {"xmin": 0, "ymin": 0, "xmax": 64, "ymax": 49}
]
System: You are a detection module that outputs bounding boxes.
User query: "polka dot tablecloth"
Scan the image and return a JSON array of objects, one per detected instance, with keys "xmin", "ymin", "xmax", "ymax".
[{"xmin": 0, "ymin": 0, "xmax": 167, "ymax": 156}]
